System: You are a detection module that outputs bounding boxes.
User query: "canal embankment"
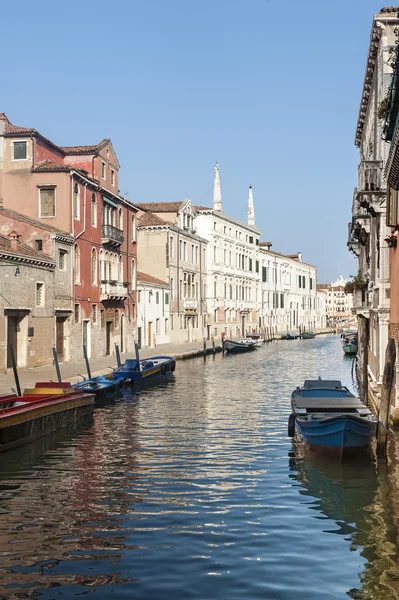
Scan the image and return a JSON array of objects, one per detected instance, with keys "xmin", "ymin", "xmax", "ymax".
[{"xmin": 0, "ymin": 328, "xmax": 333, "ymax": 395}]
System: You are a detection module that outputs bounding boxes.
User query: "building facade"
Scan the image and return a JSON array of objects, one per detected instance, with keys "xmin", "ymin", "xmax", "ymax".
[
  {"xmin": 348, "ymin": 8, "xmax": 397, "ymax": 396},
  {"xmin": 317, "ymin": 276, "xmax": 354, "ymax": 324},
  {"xmin": 137, "ymin": 272, "xmax": 170, "ymax": 348},
  {"xmin": 135, "ymin": 199, "xmax": 208, "ymax": 344},
  {"xmin": 0, "ymin": 113, "xmax": 138, "ymax": 360}
]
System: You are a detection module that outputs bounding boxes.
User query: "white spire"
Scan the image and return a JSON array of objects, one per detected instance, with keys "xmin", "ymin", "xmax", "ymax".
[
  {"xmin": 213, "ymin": 162, "xmax": 222, "ymax": 211},
  {"xmin": 248, "ymin": 185, "xmax": 255, "ymax": 227}
]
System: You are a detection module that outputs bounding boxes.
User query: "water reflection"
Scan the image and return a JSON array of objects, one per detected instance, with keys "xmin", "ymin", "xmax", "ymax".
[{"xmin": 0, "ymin": 336, "xmax": 399, "ymax": 598}]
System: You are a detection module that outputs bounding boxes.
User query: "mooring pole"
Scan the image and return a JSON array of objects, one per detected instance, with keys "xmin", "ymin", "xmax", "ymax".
[
  {"xmin": 134, "ymin": 342, "xmax": 141, "ymax": 371},
  {"xmin": 8, "ymin": 345, "xmax": 21, "ymax": 396},
  {"xmin": 83, "ymin": 344, "xmax": 92, "ymax": 380},
  {"xmin": 52, "ymin": 347, "xmax": 62, "ymax": 383},
  {"xmin": 115, "ymin": 343, "xmax": 121, "ymax": 368},
  {"xmin": 203, "ymin": 337, "xmax": 207, "ymax": 360},
  {"xmin": 377, "ymin": 337, "xmax": 396, "ymax": 458},
  {"xmin": 212, "ymin": 336, "xmax": 216, "ymax": 355}
]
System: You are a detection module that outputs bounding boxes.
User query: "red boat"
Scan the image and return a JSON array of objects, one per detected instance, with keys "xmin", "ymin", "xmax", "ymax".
[{"xmin": 0, "ymin": 382, "xmax": 95, "ymax": 452}]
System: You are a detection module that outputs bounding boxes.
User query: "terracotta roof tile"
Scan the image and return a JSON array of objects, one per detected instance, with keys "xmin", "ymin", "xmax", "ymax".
[
  {"xmin": 135, "ymin": 202, "xmax": 184, "ymax": 213},
  {"xmin": 137, "ymin": 212, "xmax": 169, "ymax": 227},
  {"xmin": 0, "ymin": 234, "xmax": 55, "ymax": 262},
  {"xmin": 61, "ymin": 138, "xmax": 110, "ymax": 155},
  {"xmin": 0, "ymin": 207, "xmax": 72, "ymax": 237},
  {"xmin": 137, "ymin": 271, "xmax": 169, "ymax": 286},
  {"xmin": 33, "ymin": 159, "xmax": 72, "ymax": 172},
  {"xmin": 194, "ymin": 205, "xmax": 212, "ymax": 211}
]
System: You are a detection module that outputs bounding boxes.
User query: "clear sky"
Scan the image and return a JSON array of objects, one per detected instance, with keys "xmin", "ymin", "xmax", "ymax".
[{"xmin": 1, "ymin": 0, "xmax": 384, "ymax": 282}]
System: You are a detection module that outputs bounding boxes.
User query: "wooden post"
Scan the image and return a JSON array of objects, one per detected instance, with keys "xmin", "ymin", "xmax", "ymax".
[
  {"xmin": 203, "ymin": 337, "xmax": 207, "ymax": 359},
  {"xmin": 134, "ymin": 342, "xmax": 141, "ymax": 371},
  {"xmin": 83, "ymin": 345, "xmax": 92, "ymax": 380},
  {"xmin": 8, "ymin": 344, "xmax": 21, "ymax": 396},
  {"xmin": 359, "ymin": 316, "xmax": 369, "ymax": 405},
  {"xmin": 377, "ymin": 337, "xmax": 396, "ymax": 457},
  {"xmin": 52, "ymin": 347, "xmax": 62, "ymax": 383},
  {"xmin": 115, "ymin": 343, "xmax": 121, "ymax": 368},
  {"xmin": 212, "ymin": 336, "xmax": 216, "ymax": 354}
]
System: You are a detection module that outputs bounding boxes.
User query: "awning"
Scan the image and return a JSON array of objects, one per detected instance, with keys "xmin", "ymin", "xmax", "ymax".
[{"xmin": 102, "ymin": 195, "xmax": 118, "ymax": 208}]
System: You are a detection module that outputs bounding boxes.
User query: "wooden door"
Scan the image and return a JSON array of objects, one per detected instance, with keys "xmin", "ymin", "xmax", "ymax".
[
  {"xmin": 7, "ymin": 316, "xmax": 18, "ymax": 368},
  {"xmin": 106, "ymin": 322, "xmax": 112, "ymax": 355},
  {"xmin": 56, "ymin": 318, "xmax": 64, "ymax": 359}
]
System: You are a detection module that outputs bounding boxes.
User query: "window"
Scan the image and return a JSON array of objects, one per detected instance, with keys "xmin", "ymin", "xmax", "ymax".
[
  {"xmin": 138, "ymin": 290, "xmax": 142, "ymax": 303},
  {"xmin": 170, "ymin": 236, "xmax": 174, "ymax": 259},
  {"xmin": 91, "ymin": 193, "xmax": 97, "ymax": 227},
  {"xmin": 149, "ymin": 291, "xmax": 153, "ymax": 303},
  {"xmin": 132, "ymin": 214, "xmax": 136, "ymax": 241},
  {"xmin": 131, "ymin": 259, "xmax": 136, "ymax": 290},
  {"xmin": 35, "ymin": 282, "xmax": 44, "ymax": 306},
  {"xmin": 262, "ymin": 266, "xmax": 267, "ymax": 282},
  {"xmin": 156, "ymin": 319, "xmax": 160, "ymax": 335},
  {"xmin": 184, "ymin": 242, "xmax": 187, "ymax": 261},
  {"xmin": 156, "ymin": 291, "xmax": 159, "ymax": 304},
  {"xmin": 249, "ymin": 258, "xmax": 253, "ymax": 271},
  {"xmin": 111, "ymin": 169, "xmax": 115, "ymax": 185},
  {"xmin": 13, "ymin": 141, "xmax": 27, "ymax": 160},
  {"xmin": 39, "ymin": 187, "xmax": 55, "ymax": 217},
  {"xmin": 74, "ymin": 303, "xmax": 80, "ymax": 323},
  {"xmin": 256, "ymin": 260, "xmax": 259, "ymax": 273},
  {"xmin": 35, "ymin": 239, "xmax": 43, "ymax": 251},
  {"xmin": 280, "ymin": 294, "xmax": 284, "ymax": 308},
  {"xmin": 165, "ymin": 292, "xmax": 169, "ymax": 304},
  {"xmin": 249, "ymin": 236, "xmax": 253, "ymax": 244},
  {"xmin": 92, "ymin": 304, "xmax": 97, "ymax": 323},
  {"xmin": 310, "ymin": 278, "xmax": 313, "ymax": 290},
  {"xmin": 118, "ymin": 208, "xmax": 123, "ymax": 230},
  {"xmin": 170, "ymin": 278, "xmax": 174, "ymax": 299},
  {"xmin": 74, "ymin": 244, "xmax": 80, "ymax": 284},
  {"xmin": 73, "ymin": 183, "xmax": 80, "ymax": 220},
  {"xmin": 165, "ymin": 318, "xmax": 169, "ymax": 333},
  {"xmin": 299, "ymin": 275, "xmax": 302, "ymax": 288},
  {"xmin": 59, "ymin": 249, "xmax": 67, "ymax": 270},
  {"xmin": 100, "ymin": 309, "xmax": 105, "ymax": 327},
  {"xmin": 91, "ymin": 248, "xmax": 97, "ymax": 285},
  {"xmin": 101, "ymin": 162, "xmax": 106, "ymax": 179}
]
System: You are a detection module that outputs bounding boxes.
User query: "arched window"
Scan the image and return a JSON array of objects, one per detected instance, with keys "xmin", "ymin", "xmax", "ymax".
[
  {"xmin": 73, "ymin": 183, "xmax": 80, "ymax": 220},
  {"xmin": 105, "ymin": 251, "xmax": 110, "ymax": 281},
  {"xmin": 74, "ymin": 244, "xmax": 80, "ymax": 284},
  {"xmin": 118, "ymin": 208, "xmax": 123, "ymax": 231},
  {"xmin": 91, "ymin": 248, "xmax": 97, "ymax": 285},
  {"xmin": 91, "ymin": 193, "xmax": 97, "ymax": 227},
  {"xmin": 100, "ymin": 249, "xmax": 105, "ymax": 281},
  {"xmin": 119, "ymin": 255, "xmax": 123, "ymax": 282}
]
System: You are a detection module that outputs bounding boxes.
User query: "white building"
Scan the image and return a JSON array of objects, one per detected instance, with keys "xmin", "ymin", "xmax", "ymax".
[
  {"xmin": 137, "ymin": 272, "xmax": 170, "ymax": 348},
  {"xmin": 318, "ymin": 276, "xmax": 354, "ymax": 323},
  {"xmin": 195, "ymin": 164, "xmax": 262, "ymax": 338}
]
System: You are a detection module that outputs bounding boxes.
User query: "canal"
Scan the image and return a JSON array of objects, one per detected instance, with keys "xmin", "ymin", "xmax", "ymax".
[{"xmin": 1, "ymin": 335, "xmax": 399, "ymax": 599}]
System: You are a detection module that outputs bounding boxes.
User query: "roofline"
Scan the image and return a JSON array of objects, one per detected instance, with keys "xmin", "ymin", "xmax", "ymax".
[
  {"xmin": 355, "ymin": 8, "xmax": 399, "ymax": 147},
  {"xmin": 196, "ymin": 209, "xmax": 262, "ymax": 234},
  {"xmin": 0, "ymin": 250, "xmax": 55, "ymax": 268}
]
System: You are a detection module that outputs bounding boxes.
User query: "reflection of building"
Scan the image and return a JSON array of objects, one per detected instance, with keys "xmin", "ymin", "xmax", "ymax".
[
  {"xmin": 137, "ymin": 272, "xmax": 170, "ymax": 348},
  {"xmin": 0, "ymin": 113, "xmax": 138, "ymax": 361},
  {"xmin": 317, "ymin": 276, "xmax": 353, "ymax": 323},
  {"xmin": 135, "ymin": 199, "xmax": 208, "ymax": 343}
]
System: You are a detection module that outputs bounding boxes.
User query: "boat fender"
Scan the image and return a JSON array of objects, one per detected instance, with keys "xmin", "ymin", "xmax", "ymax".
[
  {"xmin": 288, "ymin": 414, "xmax": 295, "ymax": 438},
  {"xmin": 171, "ymin": 360, "xmax": 176, "ymax": 372}
]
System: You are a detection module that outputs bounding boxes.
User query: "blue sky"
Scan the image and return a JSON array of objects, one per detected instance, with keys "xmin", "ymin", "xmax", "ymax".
[{"xmin": 1, "ymin": 0, "xmax": 383, "ymax": 281}]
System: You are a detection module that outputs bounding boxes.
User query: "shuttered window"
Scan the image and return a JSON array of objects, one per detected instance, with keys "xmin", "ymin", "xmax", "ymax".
[
  {"xmin": 387, "ymin": 185, "xmax": 398, "ymax": 227},
  {"xmin": 39, "ymin": 187, "xmax": 55, "ymax": 217}
]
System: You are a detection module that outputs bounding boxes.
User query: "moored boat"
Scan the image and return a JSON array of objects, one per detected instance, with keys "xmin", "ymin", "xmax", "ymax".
[
  {"xmin": 342, "ymin": 330, "xmax": 358, "ymax": 355},
  {"xmin": 73, "ymin": 374, "xmax": 123, "ymax": 395},
  {"xmin": 113, "ymin": 356, "xmax": 176, "ymax": 384},
  {"xmin": 288, "ymin": 378, "xmax": 377, "ymax": 459},
  {"xmin": 283, "ymin": 332, "xmax": 299, "ymax": 340},
  {"xmin": 224, "ymin": 339, "xmax": 257, "ymax": 353},
  {"xmin": 0, "ymin": 382, "xmax": 94, "ymax": 452},
  {"xmin": 301, "ymin": 331, "xmax": 316, "ymax": 339},
  {"xmin": 245, "ymin": 334, "xmax": 264, "ymax": 347}
]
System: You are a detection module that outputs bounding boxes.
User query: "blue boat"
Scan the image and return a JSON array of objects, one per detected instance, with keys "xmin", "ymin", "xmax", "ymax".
[
  {"xmin": 284, "ymin": 332, "xmax": 299, "ymax": 340},
  {"xmin": 288, "ymin": 378, "xmax": 377, "ymax": 459},
  {"xmin": 113, "ymin": 356, "xmax": 176, "ymax": 384},
  {"xmin": 73, "ymin": 374, "xmax": 123, "ymax": 396}
]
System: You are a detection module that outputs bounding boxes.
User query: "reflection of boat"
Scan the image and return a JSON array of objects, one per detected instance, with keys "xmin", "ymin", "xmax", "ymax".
[
  {"xmin": 224, "ymin": 339, "xmax": 257, "ymax": 353},
  {"xmin": 289, "ymin": 378, "xmax": 378, "ymax": 459},
  {"xmin": 113, "ymin": 356, "xmax": 176, "ymax": 384},
  {"xmin": 245, "ymin": 334, "xmax": 264, "ymax": 347},
  {"xmin": 301, "ymin": 331, "xmax": 316, "ymax": 339},
  {"xmin": 289, "ymin": 446, "xmax": 379, "ymax": 524},
  {"xmin": 0, "ymin": 382, "xmax": 94, "ymax": 452}
]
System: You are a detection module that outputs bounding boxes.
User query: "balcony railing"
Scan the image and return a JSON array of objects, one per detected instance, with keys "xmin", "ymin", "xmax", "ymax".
[
  {"xmin": 358, "ymin": 160, "xmax": 383, "ymax": 192},
  {"xmin": 183, "ymin": 298, "xmax": 198, "ymax": 311},
  {"xmin": 101, "ymin": 224, "xmax": 124, "ymax": 246},
  {"xmin": 100, "ymin": 281, "xmax": 128, "ymax": 300}
]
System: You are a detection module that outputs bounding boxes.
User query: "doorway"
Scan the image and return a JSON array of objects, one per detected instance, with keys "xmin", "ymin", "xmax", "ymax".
[
  {"xmin": 56, "ymin": 317, "xmax": 66, "ymax": 360},
  {"xmin": 106, "ymin": 321, "xmax": 112, "ymax": 355},
  {"xmin": 6, "ymin": 316, "xmax": 18, "ymax": 368},
  {"xmin": 148, "ymin": 321, "xmax": 153, "ymax": 347}
]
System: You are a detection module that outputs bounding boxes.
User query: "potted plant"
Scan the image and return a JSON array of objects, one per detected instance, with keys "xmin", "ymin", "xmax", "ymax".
[
  {"xmin": 344, "ymin": 281, "xmax": 354, "ymax": 294},
  {"xmin": 351, "ymin": 271, "xmax": 368, "ymax": 290}
]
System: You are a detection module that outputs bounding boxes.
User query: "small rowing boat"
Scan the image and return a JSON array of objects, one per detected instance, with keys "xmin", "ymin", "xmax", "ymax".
[
  {"xmin": 224, "ymin": 339, "xmax": 257, "ymax": 353},
  {"xmin": 113, "ymin": 356, "xmax": 176, "ymax": 384}
]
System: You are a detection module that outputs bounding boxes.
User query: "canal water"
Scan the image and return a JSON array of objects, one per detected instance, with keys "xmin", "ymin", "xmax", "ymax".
[{"xmin": 1, "ymin": 335, "xmax": 399, "ymax": 599}]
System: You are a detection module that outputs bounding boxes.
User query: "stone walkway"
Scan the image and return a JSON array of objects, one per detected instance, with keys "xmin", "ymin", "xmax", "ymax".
[{"xmin": 0, "ymin": 329, "xmax": 334, "ymax": 395}]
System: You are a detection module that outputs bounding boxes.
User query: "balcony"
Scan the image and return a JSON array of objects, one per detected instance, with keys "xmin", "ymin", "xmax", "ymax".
[
  {"xmin": 183, "ymin": 298, "xmax": 198, "ymax": 311},
  {"xmin": 100, "ymin": 281, "xmax": 128, "ymax": 300},
  {"xmin": 101, "ymin": 224, "xmax": 124, "ymax": 246}
]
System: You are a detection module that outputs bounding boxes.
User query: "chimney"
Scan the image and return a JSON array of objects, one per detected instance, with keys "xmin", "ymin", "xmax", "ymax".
[
  {"xmin": 9, "ymin": 231, "xmax": 20, "ymax": 251},
  {"xmin": 264, "ymin": 242, "xmax": 272, "ymax": 250},
  {"xmin": 297, "ymin": 252, "xmax": 302, "ymax": 262}
]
